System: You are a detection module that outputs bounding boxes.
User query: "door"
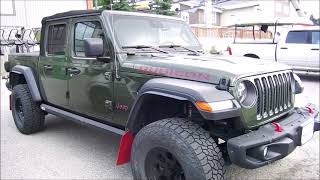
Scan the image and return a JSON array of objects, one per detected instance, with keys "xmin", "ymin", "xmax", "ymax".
[
  {"xmin": 277, "ymin": 30, "xmax": 310, "ymax": 68},
  {"xmin": 39, "ymin": 22, "xmax": 69, "ymax": 108},
  {"xmin": 67, "ymin": 18, "xmax": 114, "ymax": 122}
]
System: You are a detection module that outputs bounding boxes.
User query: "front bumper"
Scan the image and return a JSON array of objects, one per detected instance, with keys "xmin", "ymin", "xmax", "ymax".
[{"xmin": 227, "ymin": 106, "xmax": 319, "ymax": 169}]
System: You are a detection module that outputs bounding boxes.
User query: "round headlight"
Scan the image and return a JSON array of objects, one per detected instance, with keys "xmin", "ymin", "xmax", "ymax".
[{"xmin": 236, "ymin": 80, "xmax": 257, "ymax": 107}]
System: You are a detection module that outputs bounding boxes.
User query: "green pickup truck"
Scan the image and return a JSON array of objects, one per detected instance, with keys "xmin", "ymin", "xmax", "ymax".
[{"xmin": 4, "ymin": 10, "xmax": 319, "ymax": 180}]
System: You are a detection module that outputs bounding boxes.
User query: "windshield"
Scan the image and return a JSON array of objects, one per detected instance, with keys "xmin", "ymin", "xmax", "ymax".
[{"xmin": 110, "ymin": 14, "xmax": 201, "ymax": 48}]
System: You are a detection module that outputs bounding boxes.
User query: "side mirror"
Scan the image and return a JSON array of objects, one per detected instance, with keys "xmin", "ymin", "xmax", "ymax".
[{"xmin": 84, "ymin": 38, "xmax": 104, "ymax": 57}]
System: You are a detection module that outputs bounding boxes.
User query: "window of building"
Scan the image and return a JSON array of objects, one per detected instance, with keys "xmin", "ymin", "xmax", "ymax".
[
  {"xmin": 47, "ymin": 24, "xmax": 67, "ymax": 55},
  {"xmin": 285, "ymin": 31, "xmax": 308, "ymax": 44},
  {"xmin": 211, "ymin": 11, "xmax": 216, "ymax": 24},
  {"xmin": 211, "ymin": 0, "xmax": 217, "ymax": 25},
  {"xmin": 74, "ymin": 21, "xmax": 104, "ymax": 57}
]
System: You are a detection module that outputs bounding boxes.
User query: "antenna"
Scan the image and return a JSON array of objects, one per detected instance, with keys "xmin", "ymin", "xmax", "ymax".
[{"xmin": 110, "ymin": 0, "xmax": 120, "ymax": 79}]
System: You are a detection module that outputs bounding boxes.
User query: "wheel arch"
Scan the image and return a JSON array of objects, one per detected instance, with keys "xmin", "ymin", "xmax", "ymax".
[
  {"xmin": 117, "ymin": 78, "xmax": 237, "ymax": 165},
  {"xmin": 9, "ymin": 65, "xmax": 42, "ymax": 102},
  {"xmin": 126, "ymin": 78, "xmax": 235, "ymax": 134}
]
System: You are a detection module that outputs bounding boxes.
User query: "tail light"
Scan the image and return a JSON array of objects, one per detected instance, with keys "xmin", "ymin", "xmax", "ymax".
[{"xmin": 227, "ymin": 46, "xmax": 232, "ymax": 55}]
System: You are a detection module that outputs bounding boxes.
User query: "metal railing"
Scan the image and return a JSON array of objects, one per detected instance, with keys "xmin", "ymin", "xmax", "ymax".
[{"xmin": 0, "ymin": 27, "xmax": 41, "ymax": 55}]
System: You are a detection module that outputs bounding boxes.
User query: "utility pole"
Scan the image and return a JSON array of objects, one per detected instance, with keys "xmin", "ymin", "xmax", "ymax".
[{"xmin": 290, "ymin": 0, "xmax": 305, "ymax": 17}]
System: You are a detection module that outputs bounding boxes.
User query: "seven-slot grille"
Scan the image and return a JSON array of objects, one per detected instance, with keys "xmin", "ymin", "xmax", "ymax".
[{"xmin": 253, "ymin": 71, "xmax": 293, "ymax": 120}]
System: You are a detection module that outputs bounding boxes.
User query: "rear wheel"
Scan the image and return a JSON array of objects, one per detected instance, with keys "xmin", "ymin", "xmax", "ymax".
[
  {"xmin": 131, "ymin": 118, "xmax": 226, "ymax": 180},
  {"xmin": 12, "ymin": 84, "xmax": 45, "ymax": 134}
]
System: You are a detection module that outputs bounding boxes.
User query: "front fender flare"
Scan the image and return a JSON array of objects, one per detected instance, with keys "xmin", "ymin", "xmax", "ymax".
[{"xmin": 126, "ymin": 78, "xmax": 236, "ymax": 131}]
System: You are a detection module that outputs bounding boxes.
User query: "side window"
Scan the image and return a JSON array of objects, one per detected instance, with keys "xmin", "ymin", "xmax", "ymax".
[
  {"xmin": 285, "ymin": 31, "xmax": 308, "ymax": 44},
  {"xmin": 47, "ymin": 24, "xmax": 67, "ymax": 55},
  {"xmin": 311, "ymin": 30, "xmax": 320, "ymax": 44},
  {"xmin": 74, "ymin": 21, "xmax": 104, "ymax": 57}
]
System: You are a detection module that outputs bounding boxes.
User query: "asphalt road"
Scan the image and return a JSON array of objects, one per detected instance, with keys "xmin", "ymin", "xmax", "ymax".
[{"xmin": 1, "ymin": 75, "xmax": 319, "ymax": 180}]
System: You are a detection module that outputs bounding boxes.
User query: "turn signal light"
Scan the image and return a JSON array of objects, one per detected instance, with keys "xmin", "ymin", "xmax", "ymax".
[
  {"xmin": 196, "ymin": 100, "xmax": 234, "ymax": 112},
  {"xmin": 195, "ymin": 101, "xmax": 212, "ymax": 112}
]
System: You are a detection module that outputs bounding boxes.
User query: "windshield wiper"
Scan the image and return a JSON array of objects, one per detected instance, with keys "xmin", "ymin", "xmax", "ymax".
[
  {"xmin": 159, "ymin": 44, "xmax": 200, "ymax": 56},
  {"xmin": 122, "ymin": 45, "xmax": 169, "ymax": 54}
]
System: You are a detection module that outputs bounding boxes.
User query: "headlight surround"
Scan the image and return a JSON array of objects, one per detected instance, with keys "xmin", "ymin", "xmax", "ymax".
[
  {"xmin": 235, "ymin": 80, "xmax": 257, "ymax": 108},
  {"xmin": 292, "ymin": 73, "xmax": 304, "ymax": 94}
]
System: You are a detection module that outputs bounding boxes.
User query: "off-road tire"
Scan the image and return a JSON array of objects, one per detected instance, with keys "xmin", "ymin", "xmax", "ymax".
[
  {"xmin": 131, "ymin": 118, "xmax": 226, "ymax": 180},
  {"xmin": 12, "ymin": 84, "xmax": 45, "ymax": 134}
]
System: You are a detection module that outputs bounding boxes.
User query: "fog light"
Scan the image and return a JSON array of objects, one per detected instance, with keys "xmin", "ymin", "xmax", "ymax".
[{"xmin": 263, "ymin": 147, "xmax": 268, "ymax": 157}]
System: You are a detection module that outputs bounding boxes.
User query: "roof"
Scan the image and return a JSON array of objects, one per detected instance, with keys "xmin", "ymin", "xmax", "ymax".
[
  {"xmin": 289, "ymin": 26, "xmax": 320, "ymax": 31},
  {"xmin": 216, "ymin": 0, "xmax": 259, "ymax": 10},
  {"xmin": 41, "ymin": 10, "xmax": 103, "ymax": 23},
  {"xmin": 103, "ymin": 10, "xmax": 183, "ymax": 21},
  {"xmin": 227, "ymin": 17, "xmax": 314, "ymax": 27},
  {"xmin": 41, "ymin": 9, "xmax": 183, "ymax": 24}
]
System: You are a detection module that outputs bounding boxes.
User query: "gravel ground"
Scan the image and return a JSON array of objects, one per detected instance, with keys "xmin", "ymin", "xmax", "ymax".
[{"xmin": 1, "ymin": 74, "xmax": 319, "ymax": 180}]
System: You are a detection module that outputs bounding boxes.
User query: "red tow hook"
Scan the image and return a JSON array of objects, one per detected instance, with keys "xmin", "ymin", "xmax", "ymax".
[
  {"xmin": 272, "ymin": 122, "xmax": 282, "ymax": 132},
  {"xmin": 306, "ymin": 106, "xmax": 313, "ymax": 114}
]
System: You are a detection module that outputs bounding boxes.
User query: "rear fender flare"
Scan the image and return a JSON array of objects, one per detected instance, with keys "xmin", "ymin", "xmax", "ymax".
[{"xmin": 10, "ymin": 65, "xmax": 42, "ymax": 102}]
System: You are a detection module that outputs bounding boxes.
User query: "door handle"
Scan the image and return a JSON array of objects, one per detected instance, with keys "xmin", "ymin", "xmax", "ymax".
[
  {"xmin": 66, "ymin": 67, "xmax": 81, "ymax": 76},
  {"xmin": 43, "ymin": 65, "xmax": 53, "ymax": 71},
  {"xmin": 280, "ymin": 47, "xmax": 288, "ymax": 49},
  {"xmin": 311, "ymin": 48, "xmax": 319, "ymax": 51}
]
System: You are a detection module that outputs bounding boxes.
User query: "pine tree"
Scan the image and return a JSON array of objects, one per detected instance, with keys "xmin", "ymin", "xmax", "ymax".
[
  {"xmin": 153, "ymin": 0, "xmax": 176, "ymax": 16},
  {"xmin": 99, "ymin": 0, "xmax": 134, "ymax": 11}
]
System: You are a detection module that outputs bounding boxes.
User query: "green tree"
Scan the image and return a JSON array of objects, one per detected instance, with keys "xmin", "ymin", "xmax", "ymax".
[
  {"xmin": 98, "ymin": 0, "xmax": 134, "ymax": 11},
  {"xmin": 153, "ymin": 0, "xmax": 176, "ymax": 16}
]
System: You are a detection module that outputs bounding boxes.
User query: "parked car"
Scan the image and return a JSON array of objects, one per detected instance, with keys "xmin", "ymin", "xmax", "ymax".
[
  {"xmin": 4, "ymin": 10, "xmax": 320, "ymax": 180},
  {"xmin": 226, "ymin": 18, "xmax": 319, "ymax": 75}
]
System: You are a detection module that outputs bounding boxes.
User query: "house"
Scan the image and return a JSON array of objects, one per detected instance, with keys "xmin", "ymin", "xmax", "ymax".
[
  {"xmin": 174, "ymin": 0, "xmax": 222, "ymax": 26},
  {"xmin": 173, "ymin": 0, "xmax": 302, "ymax": 27},
  {"xmin": 216, "ymin": 0, "xmax": 295, "ymax": 26}
]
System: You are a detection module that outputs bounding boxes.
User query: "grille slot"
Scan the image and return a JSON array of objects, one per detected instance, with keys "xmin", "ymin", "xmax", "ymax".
[{"xmin": 253, "ymin": 71, "xmax": 293, "ymax": 120}]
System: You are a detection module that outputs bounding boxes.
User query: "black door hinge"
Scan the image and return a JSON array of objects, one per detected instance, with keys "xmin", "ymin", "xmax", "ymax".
[
  {"xmin": 105, "ymin": 100, "xmax": 113, "ymax": 111},
  {"xmin": 66, "ymin": 91, "xmax": 70, "ymax": 99}
]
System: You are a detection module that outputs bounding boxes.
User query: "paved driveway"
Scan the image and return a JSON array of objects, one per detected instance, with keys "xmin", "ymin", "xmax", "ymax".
[{"xmin": 1, "ymin": 75, "xmax": 319, "ymax": 179}]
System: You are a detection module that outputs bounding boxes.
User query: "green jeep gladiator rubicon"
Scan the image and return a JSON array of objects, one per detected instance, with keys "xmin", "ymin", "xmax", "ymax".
[{"xmin": 4, "ymin": 10, "xmax": 320, "ymax": 180}]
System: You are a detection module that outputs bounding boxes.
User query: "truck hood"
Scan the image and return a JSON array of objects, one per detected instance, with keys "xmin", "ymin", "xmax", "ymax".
[{"xmin": 121, "ymin": 54, "xmax": 291, "ymax": 86}]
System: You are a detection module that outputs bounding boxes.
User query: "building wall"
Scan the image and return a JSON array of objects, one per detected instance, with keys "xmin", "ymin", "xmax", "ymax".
[
  {"xmin": 1, "ymin": 0, "xmax": 91, "ymax": 28},
  {"xmin": 219, "ymin": 0, "xmax": 296, "ymax": 26},
  {"xmin": 220, "ymin": 6, "xmax": 257, "ymax": 26}
]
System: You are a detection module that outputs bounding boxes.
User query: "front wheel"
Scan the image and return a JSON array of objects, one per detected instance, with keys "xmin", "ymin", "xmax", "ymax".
[{"xmin": 131, "ymin": 118, "xmax": 226, "ymax": 180}]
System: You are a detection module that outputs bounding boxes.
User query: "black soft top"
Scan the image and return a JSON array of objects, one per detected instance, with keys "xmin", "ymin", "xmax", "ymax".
[
  {"xmin": 41, "ymin": 10, "xmax": 103, "ymax": 24},
  {"xmin": 40, "ymin": 10, "xmax": 102, "ymax": 56}
]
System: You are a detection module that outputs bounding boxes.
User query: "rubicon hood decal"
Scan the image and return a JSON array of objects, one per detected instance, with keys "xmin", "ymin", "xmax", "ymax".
[
  {"xmin": 123, "ymin": 54, "xmax": 291, "ymax": 85},
  {"xmin": 135, "ymin": 64, "xmax": 211, "ymax": 82}
]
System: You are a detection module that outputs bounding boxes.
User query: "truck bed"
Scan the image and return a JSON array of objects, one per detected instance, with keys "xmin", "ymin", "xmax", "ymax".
[{"xmin": 8, "ymin": 52, "xmax": 39, "ymax": 72}]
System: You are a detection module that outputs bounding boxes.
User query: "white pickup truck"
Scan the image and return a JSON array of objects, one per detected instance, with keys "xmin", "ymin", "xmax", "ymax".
[{"xmin": 226, "ymin": 19, "xmax": 319, "ymax": 75}]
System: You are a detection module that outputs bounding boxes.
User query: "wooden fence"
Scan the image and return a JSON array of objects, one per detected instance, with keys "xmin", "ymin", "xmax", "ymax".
[{"xmin": 190, "ymin": 27, "xmax": 273, "ymax": 39}]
